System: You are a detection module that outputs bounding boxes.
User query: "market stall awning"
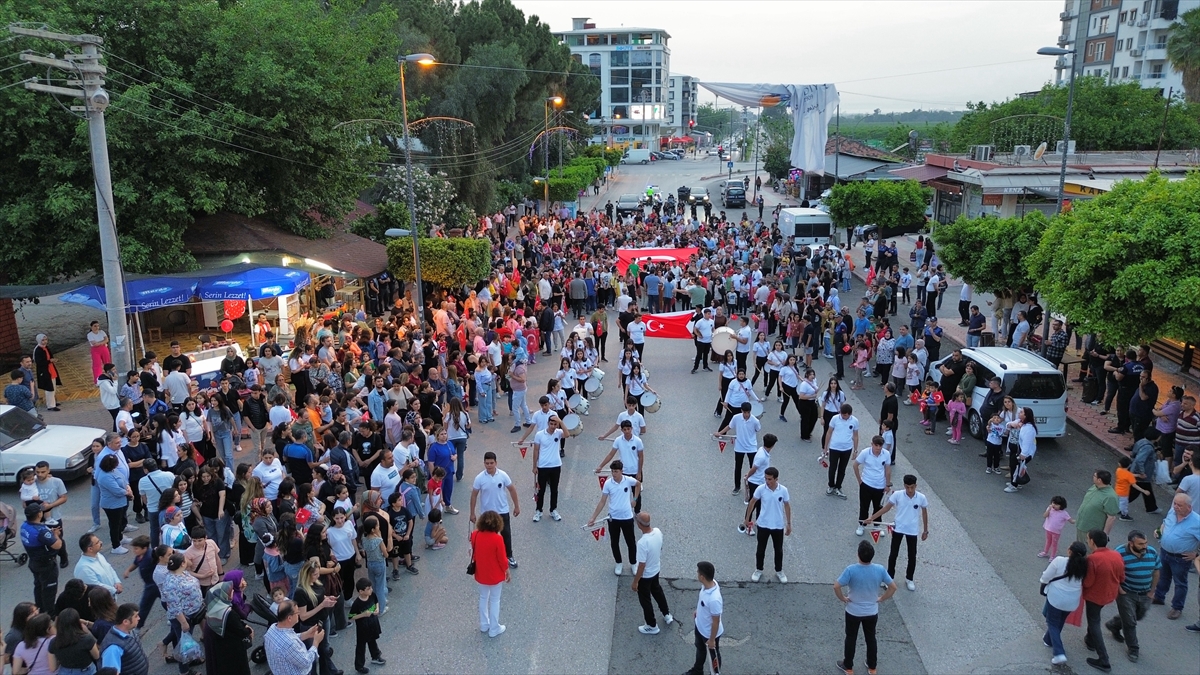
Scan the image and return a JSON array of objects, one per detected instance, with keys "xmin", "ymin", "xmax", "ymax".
[
  {"xmin": 59, "ymin": 277, "xmax": 200, "ymax": 312},
  {"xmin": 195, "ymin": 266, "xmax": 311, "ymax": 301},
  {"xmin": 889, "ymin": 165, "xmax": 948, "ymax": 183}
]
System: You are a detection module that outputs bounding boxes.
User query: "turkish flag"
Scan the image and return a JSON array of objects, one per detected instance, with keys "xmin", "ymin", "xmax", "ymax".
[{"xmin": 642, "ymin": 311, "xmax": 696, "ymax": 339}]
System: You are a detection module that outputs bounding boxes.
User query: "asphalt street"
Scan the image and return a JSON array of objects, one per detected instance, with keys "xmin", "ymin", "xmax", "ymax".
[{"xmin": 1, "ymin": 156, "xmax": 1197, "ymax": 674}]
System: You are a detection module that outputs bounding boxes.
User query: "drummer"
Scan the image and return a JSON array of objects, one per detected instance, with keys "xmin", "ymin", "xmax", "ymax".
[
  {"xmin": 713, "ymin": 350, "xmax": 738, "ymax": 417},
  {"xmin": 571, "ymin": 348, "xmax": 595, "ymax": 389},
  {"xmin": 718, "ymin": 369, "xmax": 762, "ymax": 432},
  {"xmin": 616, "ymin": 347, "xmax": 640, "ymax": 393},
  {"xmin": 625, "ymin": 363, "xmax": 656, "ymax": 415},
  {"xmin": 556, "ymin": 357, "xmax": 578, "ymax": 400},
  {"xmin": 547, "ymin": 379, "xmax": 572, "ymax": 457},
  {"xmin": 598, "ymin": 397, "xmax": 647, "ymax": 440}
]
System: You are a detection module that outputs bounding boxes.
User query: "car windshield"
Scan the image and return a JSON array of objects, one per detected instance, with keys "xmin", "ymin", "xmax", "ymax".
[
  {"xmin": 1006, "ymin": 373, "xmax": 1066, "ymax": 400},
  {"xmin": 0, "ymin": 407, "xmax": 44, "ymax": 449}
]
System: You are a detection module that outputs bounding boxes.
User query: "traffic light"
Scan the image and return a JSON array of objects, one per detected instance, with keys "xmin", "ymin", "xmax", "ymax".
[{"xmin": 688, "ymin": 119, "xmax": 695, "ymax": 129}]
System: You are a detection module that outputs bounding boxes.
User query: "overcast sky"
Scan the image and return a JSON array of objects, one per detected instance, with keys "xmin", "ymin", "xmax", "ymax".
[{"xmin": 513, "ymin": 0, "xmax": 1066, "ymax": 114}]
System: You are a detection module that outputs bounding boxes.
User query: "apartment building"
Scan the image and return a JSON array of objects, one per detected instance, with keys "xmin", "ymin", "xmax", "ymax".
[{"xmin": 666, "ymin": 74, "xmax": 699, "ymax": 138}]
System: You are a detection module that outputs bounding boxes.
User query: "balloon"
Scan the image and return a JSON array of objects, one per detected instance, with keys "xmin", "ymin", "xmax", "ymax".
[{"xmin": 219, "ymin": 319, "xmax": 234, "ymax": 333}]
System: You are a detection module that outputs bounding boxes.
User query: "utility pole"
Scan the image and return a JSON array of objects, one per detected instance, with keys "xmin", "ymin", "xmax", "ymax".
[{"xmin": 11, "ymin": 26, "xmax": 131, "ymax": 374}]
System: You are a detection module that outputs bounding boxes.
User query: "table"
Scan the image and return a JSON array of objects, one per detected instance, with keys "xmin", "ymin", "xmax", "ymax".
[{"xmin": 1058, "ymin": 353, "xmax": 1085, "ymax": 381}]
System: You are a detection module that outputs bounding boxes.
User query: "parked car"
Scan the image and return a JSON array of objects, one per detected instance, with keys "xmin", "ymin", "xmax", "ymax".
[
  {"xmin": 658, "ymin": 150, "xmax": 681, "ymax": 160},
  {"xmin": 0, "ymin": 405, "xmax": 100, "ymax": 485},
  {"xmin": 928, "ymin": 347, "xmax": 1067, "ymax": 439},
  {"xmin": 724, "ymin": 185, "xmax": 747, "ymax": 208},
  {"xmin": 616, "ymin": 193, "xmax": 644, "ymax": 216}
]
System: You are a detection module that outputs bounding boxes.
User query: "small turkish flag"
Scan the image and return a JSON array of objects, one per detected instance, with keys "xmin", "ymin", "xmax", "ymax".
[
  {"xmin": 642, "ymin": 311, "xmax": 697, "ymax": 339},
  {"xmin": 598, "ymin": 475, "xmax": 608, "ymax": 489},
  {"xmin": 718, "ymin": 440, "xmax": 727, "ymax": 453},
  {"xmin": 592, "ymin": 526, "xmax": 606, "ymax": 541},
  {"xmin": 887, "ymin": 524, "xmax": 895, "ymax": 535},
  {"xmin": 518, "ymin": 444, "xmax": 528, "ymax": 459},
  {"xmin": 870, "ymin": 529, "xmax": 881, "ymax": 543}
]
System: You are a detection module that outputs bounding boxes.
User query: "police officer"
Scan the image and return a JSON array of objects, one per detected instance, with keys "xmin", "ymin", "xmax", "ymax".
[{"xmin": 20, "ymin": 502, "xmax": 63, "ymax": 612}]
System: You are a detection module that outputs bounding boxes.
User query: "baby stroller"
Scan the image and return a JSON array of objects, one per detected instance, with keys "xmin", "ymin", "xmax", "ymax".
[
  {"xmin": 248, "ymin": 592, "xmax": 279, "ymax": 667},
  {"xmin": 0, "ymin": 501, "xmax": 29, "ymax": 566}
]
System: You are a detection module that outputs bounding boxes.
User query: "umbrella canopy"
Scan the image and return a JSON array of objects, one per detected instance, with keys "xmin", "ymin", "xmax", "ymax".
[
  {"xmin": 60, "ymin": 277, "xmax": 200, "ymax": 312},
  {"xmin": 195, "ymin": 266, "xmax": 311, "ymax": 301}
]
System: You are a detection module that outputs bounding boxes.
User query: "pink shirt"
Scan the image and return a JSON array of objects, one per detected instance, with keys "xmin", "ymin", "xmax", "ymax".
[{"xmin": 1044, "ymin": 507, "xmax": 1072, "ymax": 534}]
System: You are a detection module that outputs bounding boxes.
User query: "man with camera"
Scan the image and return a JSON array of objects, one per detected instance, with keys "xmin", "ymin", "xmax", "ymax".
[{"xmin": 264, "ymin": 599, "xmax": 325, "ymax": 675}]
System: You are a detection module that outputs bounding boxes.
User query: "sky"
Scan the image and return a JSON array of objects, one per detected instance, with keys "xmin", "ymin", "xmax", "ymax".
[{"xmin": 512, "ymin": 0, "xmax": 1067, "ymax": 113}]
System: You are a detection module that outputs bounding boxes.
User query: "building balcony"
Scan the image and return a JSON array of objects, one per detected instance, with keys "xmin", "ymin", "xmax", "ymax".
[
  {"xmin": 1144, "ymin": 46, "xmax": 1167, "ymax": 60},
  {"xmin": 1144, "ymin": 72, "xmax": 1166, "ymax": 79}
]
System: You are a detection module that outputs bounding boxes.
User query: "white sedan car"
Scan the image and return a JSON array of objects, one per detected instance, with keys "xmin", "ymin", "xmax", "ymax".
[{"xmin": 0, "ymin": 405, "xmax": 102, "ymax": 485}]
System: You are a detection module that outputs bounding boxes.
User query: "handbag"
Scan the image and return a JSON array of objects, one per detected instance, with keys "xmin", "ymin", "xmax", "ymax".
[
  {"xmin": 465, "ymin": 540, "xmax": 476, "ymax": 576},
  {"xmin": 1040, "ymin": 573, "xmax": 1069, "ymax": 596},
  {"xmin": 1154, "ymin": 459, "xmax": 1171, "ymax": 485},
  {"xmin": 1013, "ymin": 459, "xmax": 1032, "ymax": 486}
]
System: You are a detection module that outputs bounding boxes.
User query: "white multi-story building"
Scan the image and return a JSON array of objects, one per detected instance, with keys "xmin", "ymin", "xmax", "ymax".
[
  {"xmin": 553, "ymin": 17, "xmax": 671, "ymax": 149},
  {"xmin": 666, "ymin": 73, "xmax": 699, "ymax": 139},
  {"xmin": 1054, "ymin": 0, "xmax": 1197, "ymax": 96}
]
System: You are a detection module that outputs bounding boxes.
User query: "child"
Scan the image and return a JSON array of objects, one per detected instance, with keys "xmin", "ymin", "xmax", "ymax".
[
  {"xmin": 17, "ymin": 468, "xmax": 41, "ymax": 507},
  {"xmin": 348, "ymin": 578, "xmax": 386, "ymax": 674},
  {"xmin": 920, "ymin": 382, "xmax": 938, "ymax": 434},
  {"xmin": 946, "ymin": 391, "xmax": 968, "ymax": 445},
  {"xmin": 268, "ymin": 586, "xmax": 288, "ymax": 616},
  {"xmin": 244, "ymin": 359, "xmax": 261, "ymax": 388},
  {"xmin": 262, "ymin": 534, "xmax": 290, "ymax": 597},
  {"xmin": 881, "ymin": 418, "xmax": 897, "ymax": 467},
  {"xmin": 904, "ymin": 353, "xmax": 923, "ymax": 399},
  {"xmin": 1039, "ymin": 496, "xmax": 1075, "ymax": 558},
  {"xmin": 899, "ymin": 268, "xmax": 912, "ymax": 304},
  {"xmin": 333, "ymin": 485, "xmax": 355, "ymax": 527},
  {"xmin": 360, "ymin": 516, "xmax": 388, "ymax": 615},
  {"xmin": 426, "ymin": 466, "xmax": 445, "ymax": 517},
  {"xmin": 985, "ymin": 414, "xmax": 1006, "ymax": 474},
  {"xmin": 1115, "ymin": 456, "xmax": 1150, "ymax": 520},
  {"xmin": 425, "ymin": 508, "xmax": 448, "ymax": 550}
]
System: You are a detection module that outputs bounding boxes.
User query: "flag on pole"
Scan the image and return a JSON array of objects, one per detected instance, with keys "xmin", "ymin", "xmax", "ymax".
[
  {"xmin": 718, "ymin": 439, "xmax": 727, "ymax": 453},
  {"xmin": 598, "ymin": 474, "xmax": 608, "ymax": 489},
  {"xmin": 642, "ymin": 311, "xmax": 698, "ymax": 339},
  {"xmin": 583, "ymin": 519, "xmax": 608, "ymax": 541},
  {"xmin": 870, "ymin": 529, "xmax": 881, "ymax": 543}
]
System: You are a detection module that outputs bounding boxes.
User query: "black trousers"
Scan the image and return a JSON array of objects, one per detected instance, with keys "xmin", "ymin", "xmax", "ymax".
[
  {"xmin": 755, "ymin": 527, "xmax": 784, "ymax": 572},
  {"xmin": 828, "ymin": 449, "xmax": 852, "ymax": 489},
  {"xmin": 751, "ymin": 356, "xmax": 768, "ymax": 385},
  {"xmin": 717, "ymin": 406, "xmax": 739, "ymax": 433},
  {"xmin": 596, "ymin": 330, "xmax": 608, "ymax": 361},
  {"xmin": 844, "ymin": 612, "xmax": 879, "ymax": 670},
  {"xmin": 780, "ymin": 383, "xmax": 801, "ymax": 416},
  {"xmin": 28, "ymin": 556, "xmax": 59, "ymax": 613},
  {"xmin": 858, "ymin": 484, "xmax": 884, "ymax": 525},
  {"xmin": 637, "ymin": 573, "xmax": 671, "ymax": 628},
  {"xmin": 925, "ymin": 291, "xmax": 938, "ymax": 317},
  {"xmin": 888, "ymin": 533, "xmax": 918, "ymax": 581},
  {"xmin": 693, "ymin": 340, "xmax": 711, "ymax": 370},
  {"xmin": 536, "ymin": 466, "xmax": 561, "ymax": 512},
  {"xmin": 1128, "ymin": 479, "xmax": 1158, "ymax": 512},
  {"xmin": 104, "ymin": 505, "xmax": 128, "ymax": 549},
  {"xmin": 1085, "ymin": 601, "xmax": 1111, "ymax": 664},
  {"xmin": 609, "ymin": 517, "xmax": 636, "ymax": 564},
  {"xmin": 688, "ymin": 628, "xmax": 721, "ymax": 675},
  {"xmin": 985, "ymin": 440, "xmax": 1003, "ymax": 471},
  {"xmin": 500, "ymin": 512, "xmax": 513, "ymax": 559},
  {"xmin": 734, "ymin": 452, "xmax": 751, "ymax": 491},
  {"xmin": 715, "ymin": 377, "xmax": 732, "ymax": 416},
  {"xmin": 798, "ymin": 399, "xmax": 819, "ymax": 440},
  {"xmin": 746, "ymin": 481, "xmax": 762, "ymax": 520},
  {"xmin": 355, "ymin": 636, "xmax": 382, "ymax": 669},
  {"xmin": 735, "ymin": 351, "xmax": 748, "ymax": 373},
  {"xmin": 958, "ymin": 300, "xmax": 971, "ymax": 324},
  {"xmin": 1115, "ymin": 391, "xmax": 1134, "ymax": 432}
]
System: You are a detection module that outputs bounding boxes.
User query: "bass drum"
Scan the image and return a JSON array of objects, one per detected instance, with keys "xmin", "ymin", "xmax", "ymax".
[
  {"xmin": 749, "ymin": 401, "xmax": 764, "ymax": 418},
  {"xmin": 710, "ymin": 326, "xmax": 738, "ymax": 359},
  {"xmin": 584, "ymin": 376, "xmax": 604, "ymax": 399},
  {"xmin": 642, "ymin": 391, "xmax": 662, "ymax": 413},
  {"xmin": 562, "ymin": 413, "xmax": 584, "ymax": 437},
  {"xmin": 568, "ymin": 394, "xmax": 590, "ymax": 416}
]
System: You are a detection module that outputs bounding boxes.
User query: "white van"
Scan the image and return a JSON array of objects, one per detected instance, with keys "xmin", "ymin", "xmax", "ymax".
[
  {"xmin": 930, "ymin": 347, "xmax": 1068, "ymax": 439},
  {"xmin": 621, "ymin": 149, "xmax": 652, "ymax": 165},
  {"xmin": 778, "ymin": 207, "xmax": 834, "ymax": 247}
]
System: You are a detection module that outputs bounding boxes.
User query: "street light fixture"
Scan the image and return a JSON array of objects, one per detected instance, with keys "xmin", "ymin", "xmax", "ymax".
[
  {"xmin": 544, "ymin": 96, "xmax": 564, "ymax": 211},
  {"xmin": 397, "ymin": 52, "xmax": 436, "ymax": 327}
]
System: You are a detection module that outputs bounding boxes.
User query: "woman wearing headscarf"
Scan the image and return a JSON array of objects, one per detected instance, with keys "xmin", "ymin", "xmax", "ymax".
[
  {"xmin": 200, "ymin": 572, "xmax": 252, "ymax": 675},
  {"xmin": 33, "ymin": 333, "xmax": 61, "ymax": 411},
  {"xmin": 248, "ymin": 497, "xmax": 277, "ymax": 581}
]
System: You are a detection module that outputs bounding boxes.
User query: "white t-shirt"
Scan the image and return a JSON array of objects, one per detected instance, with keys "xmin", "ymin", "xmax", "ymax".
[
  {"xmin": 327, "ymin": 521, "xmax": 357, "ymax": 561},
  {"xmin": 778, "ymin": 365, "xmax": 800, "ymax": 388},
  {"xmin": 888, "ymin": 489, "xmax": 929, "ymax": 536},
  {"xmin": 748, "ymin": 447, "xmax": 771, "ymax": 485},
  {"xmin": 627, "ymin": 321, "xmax": 646, "ymax": 344},
  {"xmin": 534, "ymin": 430, "xmax": 564, "ymax": 469},
  {"xmin": 370, "ymin": 463, "xmax": 402, "ymax": 496},
  {"xmin": 728, "ymin": 413, "xmax": 761, "ymax": 454},
  {"xmin": 615, "ymin": 294, "xmax": 633, "ymax": 312},
  {"xmin": 736, "ymin": 326, "xmax": 752, "ymax": 353},
  {"xmin": 826, "ymin": 414, "xmax": 860, "ymax": 451},
  {"xmin": 694, "ymin": 318, "xmax": 714, "ymax": 343},
  {"xmin": 617, "ymin": 410, "xmax": 646, "ymax": 432},
  {"xmin": 268, "ymin": 405, "xmax": 293, "ymax": 428},
  {"xmin": 253, "ymin": 460, "xmax": 285, "ymax": 500},
  {"xmin": 855, "ymin": 448, "xmax": 892, "ymax": 490},
  {"xmin": 635, "ymin": 527, "xmax": 663, "ymax": 577},
  {"xmin": 472, "ymin": 469, "xmax": 513, "ymax": 514},
  {"xmin": 446, "ymin": 411, "xmax": 471, "ymax": 441},
  {"xmin": 602, "ymin": 476, "xmax": 639, "ymax": 520},
  {"xmin": 694, "ymin": 583, "xmax": 724, "ymax": 639},
  {"xmin": 612, "ymin": 435, "xmax": 645, "ymax": 475},
  {"xmin": 753, "ymin": 483, "xmax": 790, "ymax": 530}
]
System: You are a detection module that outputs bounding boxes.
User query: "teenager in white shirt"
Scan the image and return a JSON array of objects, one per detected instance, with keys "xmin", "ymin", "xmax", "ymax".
[
  {"xmin": 586, "ymin": 459, "xmax": 640, "ymax": 576},
  {"xmin": 854, "ymin": 436, "xmax": 893, "ymax": 536},
  {"xmin": 715, "ymin": 402, "xmax": 761, "ymax": 498},
  {"xmin": 739, "ymin": 434, "xmax": 777, "ymax": 535},
  {"xmin": 744, "ymin": 467, "xmax": 792, "ymax": 582},
  {"xmin": 864, "ymin": 473, "xmax": 929, "ymax": 591},
  {"xmin": 530, "ymin": 416, "xmax": 565, "ymax": 522}
]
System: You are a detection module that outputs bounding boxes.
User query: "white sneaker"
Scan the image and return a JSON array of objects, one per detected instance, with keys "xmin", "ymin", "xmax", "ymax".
[
  {"xmin": 945, "ymin": 429, "xmax": 952, "ymax": 435},
  {"xmin": 985, "ymin": 467, "xmax": 993, "ymax": 474},
  {"xmin": 663, "ymin": 613, "xmax": 674, "ymax": 625},
  {"xmin": 777, "ymin": 572, "xmax": 788, "ymax": 583},
  {"xmin": 488, "ymin": 625, "xmax": 506, "ymax": 638},
  {"xmin": 906, "ymin": 580, "xmax": 916, "ymax": 591},
  {"xmin": 123, "ymin": 524, "xmax": 139, "ymax": 533},
  {"xmin": 638, "ymin": 624, "xmax": 661, "ymax": 635},
  {"xmin": 533, "ymin": 511, "xmax": 542, "ymax": 522},
  {"xmin": 110, "ymin": 546, "xmax": 129, "ymax": 555},
  {"xmin": 1004, "ymin": 485, "xmax": 1019, "ymax": 493},
  {"xmin": 87, "ymin": 524, "xmax": 100, "ymax": 534},
  {"xmin": 1051, "ymin": 655, "xmax": 1067, "ymax": 665},
  {"xmin": 751, "ymin": 570, "xmax": 763, "ymax": 582},
  {"xmin": 615, "ymin": 563, "xmax": 623, "ymax": 576},
  {"xmin": 855, "ymin": 525, "xmax": 865, "ymax": 536},
  {"xmin": 550, "ymin": 510, "xmax": 561, "ymax": 521},
  {"xmin": 120, "ymin": 537, "xmax": 132, "ymax": 545}
]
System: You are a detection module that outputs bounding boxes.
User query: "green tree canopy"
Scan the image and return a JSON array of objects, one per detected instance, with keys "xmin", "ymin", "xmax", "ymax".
[
  {"xmin": 387, "ymin": 236, "xmax": 491, "ymax": 290},
  {"xmin": 1168, "ymin": 7, "xmax": 1200, "ymax": 103},
  {"xmin": 825, "ymin": 180, "xmax": 930, "ymax": 233},
  {"xmin": 932, "ymin": 212, "xmax": 1047, "ymax": 296},
  {"xmin": 950, "ymin": 79, "xmax": 1200, "ymax": 152},
  {"xmin": 1026, "ymin": 172, "xmax": 1200, "ymax": 345}
]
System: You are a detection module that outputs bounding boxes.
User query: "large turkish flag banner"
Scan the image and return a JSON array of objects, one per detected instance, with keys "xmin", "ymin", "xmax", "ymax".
[
  {"xmin": 615, "ymin": 247, "xmax": 698, "ymax": 275},
  {"xmin": 642, "ymin": 311, "xmax": 696, "ymax": 339}
]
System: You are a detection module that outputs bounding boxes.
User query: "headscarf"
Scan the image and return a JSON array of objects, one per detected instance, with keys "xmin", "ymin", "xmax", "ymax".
[
  {"xmin": 250, "ymin": 498, "xmax": 270, "ymax": 520},
  {"xmin": 204, "ymin": 581, "xmax": 234, "ymax": 637},
  {"xmin": 222, "ymin": 570, "xmax": 250, "ymax": 618}
]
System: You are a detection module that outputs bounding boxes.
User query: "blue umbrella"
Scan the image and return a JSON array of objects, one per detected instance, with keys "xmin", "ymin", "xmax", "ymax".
[
  {"xmin": 60, "ymin": 277, "xmax": 199, "ymax": 312},
  {"xmin": 195, "ymin": 267, "xmax": 311, "ymax": 301}
]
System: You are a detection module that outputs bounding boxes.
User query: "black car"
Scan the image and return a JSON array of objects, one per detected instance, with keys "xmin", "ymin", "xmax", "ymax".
[
  {"xmin": 724, "ymin": 186, "xmax": 746, "ymax": 208},
  {"xmin": 689, "ymin": 187, "xmax": 711, "ymax": 204},
  {"xmin": 615, "ymin": 193, "xmax": 644, "ymax": 216}
]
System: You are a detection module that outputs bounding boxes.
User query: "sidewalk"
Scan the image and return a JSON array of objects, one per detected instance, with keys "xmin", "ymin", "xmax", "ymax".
[{"xmin": 848, "ymin": 232, "xmax": 1197, "ymax": 459}]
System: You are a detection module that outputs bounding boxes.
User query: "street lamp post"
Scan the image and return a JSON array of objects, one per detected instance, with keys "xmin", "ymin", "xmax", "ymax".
[
  {"xmin": 398, "ymin": 52, "xmax": 436, "ymax": 326},
  {"xmin": 1035, "ymin": 45, "xmax": 1077, "ymax": 355},
  {"xmin": 543, "ymin": 96, "xmax": 563, "ymax": 212}
]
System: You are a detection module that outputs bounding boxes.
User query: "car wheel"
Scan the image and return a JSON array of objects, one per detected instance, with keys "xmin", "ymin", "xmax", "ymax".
[
  {"xmin": 641, "ymin": 160, "xmax": 649, "ymax": 165},
  {"xmin": 968, "ymin": 410, "xmax": 983, "ymax": 439}
]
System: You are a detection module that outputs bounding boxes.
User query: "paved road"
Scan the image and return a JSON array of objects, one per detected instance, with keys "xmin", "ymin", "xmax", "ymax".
[{"xmin": 2, "ymin": 157, "xmax": 1197, "ymax": 674}]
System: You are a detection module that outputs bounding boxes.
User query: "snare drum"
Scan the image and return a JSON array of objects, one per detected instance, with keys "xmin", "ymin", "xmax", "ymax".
[
  {"xmin": 642, "ymin": 391, "xmax": 662, "ymax": 413},
  {"xmin": 591, "ymin": 367, "xmax": 605, "ymax": 381},
  {"xmin": 584, "ymin": 376, "xmax": 604, "ymax": 398},
  {"xmin": 749, "ymin": 401, "xmax": 764, "ymax": 418},
  {"xmin": 569, "ymin": 394, "xmax": 590, "ymax": 416},
  {"xmin": 562, "ymin": 413, "xmax": 584, "ymax": 437}
]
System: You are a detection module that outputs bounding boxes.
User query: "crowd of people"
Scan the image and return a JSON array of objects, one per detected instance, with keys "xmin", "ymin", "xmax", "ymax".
[{"xmin": 3, "ymin": 182, "xmax": 1200, "ymax": 675}]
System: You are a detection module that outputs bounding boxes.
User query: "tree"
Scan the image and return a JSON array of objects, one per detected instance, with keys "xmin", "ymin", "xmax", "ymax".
[
  {"xmin": 379, "ymin": 165, "xmax": 458, "ymax": 235},
  {"xmin": 950, "ymin": 79, "xmax": 1200, "ymax": 152},
  {"xmin": 825, "ymin": 180, "xmax": 930, "ymax": 237},
  {"xmin": 1168, "ymin": 7, "xmax": 1200, "ymax": 103},
  {"xmin": 931, "ymin": 212, "xmax": 1047, "ymax": 296},
  {"xmin": 387, "ymin": 236, "xmax": 491, "ymax": 290},
  {"xmin": 763, "ymin": 145, "xmax": 791, "ymax": 179},
  {"xmin": 349, "ymin": 201, "xmax": 410, "ymax": 242},
  {"xmin": 1026, "ymin": 173, "xmax": 1200, "ymax": 345}
]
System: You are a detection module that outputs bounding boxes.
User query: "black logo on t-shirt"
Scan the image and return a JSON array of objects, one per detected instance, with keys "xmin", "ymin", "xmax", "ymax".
[
  {"xmin": 913, "ymin": 504, "xmax": 920, "ymax": 509},
  {"xmin": 778, "ymin": 496, "xmax": 784, "ymax": 501},
  {"xmin": 497, "ymin": 483, "xmax": 503, "ymax": 489}
]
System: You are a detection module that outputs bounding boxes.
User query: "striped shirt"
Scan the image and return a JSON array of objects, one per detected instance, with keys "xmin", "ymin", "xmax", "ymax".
[
  {"xmin": 1176, "ymin": 410, "xmax": 1200, "ymax": 448},
  {"xmin": 1115, "ymin": 544, "xmax": 1161, "ymax": 593}
]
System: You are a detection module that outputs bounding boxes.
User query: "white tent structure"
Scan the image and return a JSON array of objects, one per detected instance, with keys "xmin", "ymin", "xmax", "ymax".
[{"xmin": 699, "ymin": 82, "xmax": 839, "ymax": 175}]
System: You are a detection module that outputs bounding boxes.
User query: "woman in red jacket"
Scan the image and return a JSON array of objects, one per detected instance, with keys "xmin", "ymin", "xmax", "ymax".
[{"xmin": 472, "ymin": 511, "xmax": 511, "ymax": 637}]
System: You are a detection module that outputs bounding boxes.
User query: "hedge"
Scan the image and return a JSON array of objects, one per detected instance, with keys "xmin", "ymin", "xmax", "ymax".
[{"xmin": 387, "ymin": 236, "xmax": 491, "ymax": 290}]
